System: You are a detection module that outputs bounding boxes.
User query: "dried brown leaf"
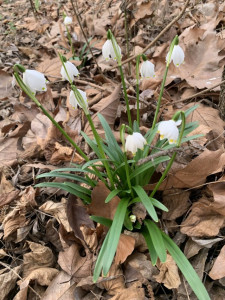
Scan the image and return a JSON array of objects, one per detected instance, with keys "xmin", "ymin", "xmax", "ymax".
[
  {"xmin": 162, "ymin": 189, "xmax": 190, "ymax": 220},
  {"xmin": 23, "ymin": 242, "xmax": 55, "ymax": 278},
  {"xmin": 0, "ymin": 173, "xmax": 20, "ymax": 208},
  {"xmin": 58, "ymin": 243, "xmax": 91, "ymax": 278},
  {"xmin": 154, "ymin": 254, "xmax": 181, "ymax": 289},
  {"xmin": 84, "ymin": 85, "xmax": 120, "ymax": 139},
  {"xmin": 110, "ymin": 281, "xmax": 145, "ymax": 300},
  {"xmin": 0, "ymin": 70, "xmax": 13, "ymax": 100},
  {"xmin": 115, "ymin": 234, "xmax": 135, "ymax": 265},
  {"xmin": 180, "ymin": 197, "xmax": 225, "ymax": 237},
  {"xmin": 209, "ymin": 245, "xmax": 225, "ymax": 280},
  {"xmin": 88, "ymin": 181, "xmax": 120, "ymax": 220}
]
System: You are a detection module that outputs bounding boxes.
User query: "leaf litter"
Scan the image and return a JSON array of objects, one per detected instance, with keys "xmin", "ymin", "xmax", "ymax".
[{"xmin": 1, "ymin": 0, "xmax": 225, "ymax": 299}]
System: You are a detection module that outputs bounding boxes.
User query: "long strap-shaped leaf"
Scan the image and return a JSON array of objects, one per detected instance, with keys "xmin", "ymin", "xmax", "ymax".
[
  {"xmin": 162, "ymin": 232, "xmax": 210, "ymax": 300},
  {"xmin": 133, "ymin": 185, "xmax": 158, "ymax": 222},
  {"xmin": 93, "ymin": 198, "xmax": 129, "ymax": 281},
  {"xmin": 142, "ymin": 226, "xmax": 158, "ymax": 266},
  {"xmin": 144, "ymin": 220, "xmax": 167, "ymax": 263}
]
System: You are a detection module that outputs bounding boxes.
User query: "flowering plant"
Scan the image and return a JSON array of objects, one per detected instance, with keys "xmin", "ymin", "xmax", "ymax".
[{"xmin": 13, "ymin": 31, "xmax": 209, "ymax": 300}]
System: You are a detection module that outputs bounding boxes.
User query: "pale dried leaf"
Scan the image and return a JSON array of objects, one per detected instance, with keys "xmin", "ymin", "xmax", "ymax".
[
  {"xmin": 154, "ymin": 254, "xmax": 181, "ymax": 289},
  {"xmin": 115, "ymin": 234, "xmax": 135, "ymax": 265},
  {"xmin": 0, "ymin": 266, "xmax": 21, "ymax": 300},
  {"xmin": 40, "ymin": 199, "xmax": 72, "ymax": 232}
]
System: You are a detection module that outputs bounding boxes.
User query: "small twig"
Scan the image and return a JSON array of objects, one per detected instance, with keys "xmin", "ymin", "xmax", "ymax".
[
  {"xmin": 70, "ymin": 0, "xmax": 102, "ymax": 74},
  {"xmin": 170, "ymin": 78, "xmax": 225, "ymax": 104},
  {"xmin": 28, "ymin": 0, "xmax": 37, "ymax": 19},
  {"xmin": 137, "ymin": 146, "xmax": 184, "ymax": 166},
  {"xmin": 0, "ymin": 261, "xmax": 41, "ymax": 299},
  {"xmin": 109, "ymin": 0, "xmax": 190, "ymax": 70}
]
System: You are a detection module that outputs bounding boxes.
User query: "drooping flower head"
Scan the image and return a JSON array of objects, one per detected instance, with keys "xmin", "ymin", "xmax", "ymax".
[
  {"xmin": 125, "ymin": 132, "xmax": 147, "ymax": 154},
  {"xmin": 60, "ymin": 61, "xmax": 79, "ymax": 82},
  {"xmin": 157, "ymin": 120, "xmax": 182, "ymax": 144},
  {"xmin": 69, "ymin": 89, "xmax": 88, "ymax": 109},
  {"xmin": 102, "ymin": 39, "xmax": 121, "ymax": 61},
  {"xmin": 64, "ymin": 16, "xmax": 72, "ymax": 26},
  {"xmin": 166, "ymin": 45, "xmax": 184, "ymax": 67},
  {"xmin": 140, "ymin": 60, "xmax": 155, "ymax": 78},
  {"xmin": 23, "ymin": 70, "xmax": 47, "ymax": 95}
]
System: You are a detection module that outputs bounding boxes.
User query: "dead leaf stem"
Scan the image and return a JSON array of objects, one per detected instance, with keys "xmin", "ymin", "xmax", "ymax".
[
  {"xmin": 109, "ymin": 0, "xmax": 190, "ymax": 70},
  {"xmin": 171, "ymin": 79, "xmax": 225, "ymax": 104},
  {"xmin": 70, "ymin": 0, "xmax": 102, "ymax": 74},
  {"xmin": 0, "ymin": 261, "xmax": 41, "ymax": 299}
]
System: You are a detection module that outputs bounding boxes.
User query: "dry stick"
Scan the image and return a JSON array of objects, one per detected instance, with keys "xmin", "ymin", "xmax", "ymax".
[
  {"xmin": 29, "ymin": 0, "xmax": 37, "ymax": 19},
  {"xmin": 109, "ymin": 0, "xmax": 190, "ymax": 70},
  {"xmin": 170, "ymin": 78, "xmax": 225, "ymax": 104},
  {"xmin": 0, "ymin": 261, "xmax": 41, "ymax": 299},
  {"xmin": 70, "ymin": 0, "xmax": 102, "ymax": 74},
  {"xmin": 137, "ymin": 147, "xmax": 185, "ymax": 166}
]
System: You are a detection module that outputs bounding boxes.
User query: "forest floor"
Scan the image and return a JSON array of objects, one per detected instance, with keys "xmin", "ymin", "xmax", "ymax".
[{"xmin": 0, "ymin": 0, "xmax": 225, "ymax": 299}]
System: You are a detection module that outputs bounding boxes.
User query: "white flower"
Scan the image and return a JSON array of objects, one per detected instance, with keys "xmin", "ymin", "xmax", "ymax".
[
  {"xmin": 64, "ymin": 16, "xmax": 72, "ymax": 26},
  {"xmin": 61, "ymin": 61, "xmax": 79, "ymax": 82},
  {"xmin": 23, "ymin": 70, "xmax": 47, "ymax": 94},
  {"xmin": 140, "ymin": 60, "xmax": 155, "ymax": 78},
  {"xmin": 69, "ymin": 89, "xmax": 88, "ymax": 109},
  {"xmin": 157, "ymin": 120, "xmax": 182, "ymax": 144},
  {"xmin": 125, "ymin": 132, "xmax": 147, "ymax": 154},
  {"xmin": 102, "ymin": 39, "xmax": 121, "ymax": 61},
  {"xmin": 166, "ymin": 45, "xmax": 184, "ymax": 67}
]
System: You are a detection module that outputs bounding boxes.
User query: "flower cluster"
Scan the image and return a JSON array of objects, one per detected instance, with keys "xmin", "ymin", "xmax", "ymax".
[
  {"xmin": 60, "ymin": 61, "xmax": 79, "ymax": 82},
  {"xmin": 69, "ymin": 89, "xmax": 88, "ymax": 109},
  {"xmin": 23, "ymin": 70, "xmax": 47, "ymax": 95},
  {"xmin": 125, "ymin": 132, "xmax": 147, "ymax": 154},
  {"xmin": 166, "ymin": 45, "xmax": 184, "ymax": 67},
  {"xmin": 64, "ymin": 16, "xmax": 72, "ymax": 26},
  {"xmin": 102, "ymin": 39, "xmax": 122, "ymax": 61}
]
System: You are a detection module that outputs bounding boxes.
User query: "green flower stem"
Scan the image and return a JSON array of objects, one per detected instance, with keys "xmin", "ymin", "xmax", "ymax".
[
  {"xmin": 119, "ymin": 65, "xmax": 132, "ymax": 128},
  {"xmin": 150, "ymin": 112, "xmax": 186, "ymax": 198},
  {"xmin": 86, "ymin": 114, "xmax": 115, "ymax": 189},
  {"xmin": 151, "ymin": 36, "xmax": 178, "ymax": 130},
  {"xmin": 66, "ymin": 25, "xmax": 74, "ymax": 57},
  {"xmin": 151, "ymin": 65, "xmax": 169, "ymax": 130},
  {"xmin": 136, "ymin": 55, "xmax": 141, "ymax": 126}
]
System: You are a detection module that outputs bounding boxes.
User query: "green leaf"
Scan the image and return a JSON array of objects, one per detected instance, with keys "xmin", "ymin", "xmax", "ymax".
[
  {"xmin": 102, "ymin": 198, "xmax": 129, "ymax": 276},
  {"xmin": 184, "ymin": 104, "xmax": 199, "ymax": 117},
  {"xmin": 64, "ymin": 182, "xmax": 92, "ymax": 195},
  {"xmin": 81, "ymin": 131, "xmax": 102, "ymax": 158},
  {"xmin": 130, "ymin": 156, "xmax": 170, "ymax": 180},
  {"xmin": 36, "ymin": 172, "xmax": 93, "ymax": 186},
  {"xmin": 90, "ymin": 216, "xmax": 112, "ymax": 227},
  {"xmin": 132, "ymin": 186, "xmax": 158, "ymax": 222},
  {"xmin": 105, "ymin": 189, "xmax": 121, "ymax": 203},
  {"xmin": 35, "ymin": 182, "xmax": 91, "ymax": 203},
  {"xmin": 123, "ymin": 210, "xmax": 133, "ymax": 231},
  {"xmin": 150, "ymin": 198, "xmax": 168, "ymax": 212},
  {"xmin": 144, "ymin": 220, "xmax": 167, "ymax": 262},
  {"xmin": 142, "ymin": 226, "xmax": 158, "ymax": 265},
  {"xmin": 162, "ymin": 232, "xmax": 210, "ymax": 300}
]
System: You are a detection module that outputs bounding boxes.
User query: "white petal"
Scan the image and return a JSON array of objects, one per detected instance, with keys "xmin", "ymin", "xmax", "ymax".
[
  {"xmin": 64, "ymin": 16, "xmax": 72, "ymax": 25},
  {"xmin": 69, "ymin": 89, "xmax": 88, "ymax": 109},
  {"xmin": 61, "ymin": 61, "xmax": 79, "ymax": 82},
  {"xmin": 125, "ymin": 132, "xmax": 146, "ymax": 154},
  {"xmin": 140, "ymin": 61, "xmax": 155, "ymax": 78},
  {"xmin": 23, "ymin": 70, "xmax": 47, "ymax": 94},
  {"xmin": 175, "ymin": 120, "xmax": 182, "ymax": 126},
  {"xmin": 158, "ymin": 120, "xmax": 180, "ymax": 143}
]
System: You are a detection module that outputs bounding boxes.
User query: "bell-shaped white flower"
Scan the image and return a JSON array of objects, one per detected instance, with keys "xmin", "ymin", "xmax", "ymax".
[
  {"xmin": 69, "ymin": 89, "xmax": 88, "ymax": 109},
  {"xmin": 64, "ymin": 16, "xmax": 72, "ymax": 26},
  {"xmin": 166, "ymin": 45, "xmax": 184, "ymax": 67},
  {"xmin": 157, "ymin": 120, "xmax": 182, "ymax": 144},
  {"xmin": 61, "ymin": 61, "xmax": 79, "ymax": 82},
  {"xmin": 125, "ymin": 132, "xmax": 147, "ymax": 154},
  {"xmin": 23, "ymin": 69, "xmax": 47, "ymax": 94},
  {"xmin": 102, "ymin": 39, "xmax": 121, "ymax": 61},
  {"xmin": 140, "ymin": 60, "xmax": 155, "ymax": 78}
]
